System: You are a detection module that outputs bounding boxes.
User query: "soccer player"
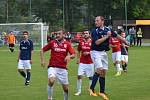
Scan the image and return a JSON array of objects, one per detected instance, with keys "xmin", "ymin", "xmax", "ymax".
[
  {"xmin": 8, "ymin": 31, "xmax": 15, "ymax": 52},
  {"xmin": 136, "ymin": 28, "xmax": 143, "ymax": 46},
  {"xmin": 40, "ymin": 29, "xmax": 75, "ymax": 100},
  {"xmin": 121, "ymin": 32, "xmax": 130, "ymax": 72},
  {"xmin": 89, "ymin": 16, "xmax": 128, "ymax": 100},
  {"xmin": 109, "ymin": 36, "xmax": 122, "ymax": 76},
  {"xmin": 17, "ymin": 31, "xmax": 34, "ymax": 86},
  {"xmin": 74, "ymin": 30, "xmax": 94, "ymax": 96}
]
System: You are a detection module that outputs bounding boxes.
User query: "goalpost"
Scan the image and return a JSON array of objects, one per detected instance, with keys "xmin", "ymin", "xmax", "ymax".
[{"xmin": 0, "ymin": 23, "xmax": 48, "ymax": 49}]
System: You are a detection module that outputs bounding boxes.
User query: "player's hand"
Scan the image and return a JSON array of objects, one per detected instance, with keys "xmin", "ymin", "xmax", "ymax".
[
  {"xmin": 30, "ymin": 60, "xmax": 33, "ymax": 64},
  {"xmin": 64, "ymin": 55, "xmax": 71, "ymax": 62},
  {"xmin": 83, "ymin": 52, "xmax": 89, "ymax": 56},
  {"xmin": 41, "ymin": 60, "xmax": 46, "ymax": 67},
  {"xmin": 76, "ymin": 59, "xmax": 79, "ymax": 64},
  {"xmin": 125, "ymin": 41, "xmax": 130, "ymax": 46},
  {"xmin": 107, "ymin": 31, "xmax": 112, "ymax": 37}
]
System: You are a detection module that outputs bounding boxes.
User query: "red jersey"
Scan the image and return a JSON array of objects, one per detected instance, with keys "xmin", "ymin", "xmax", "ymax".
[
  {"xmin": 78, "ymin": 39, "xmax": 93, "ymax": 64},
  {"xmin": 42, "ymin": 39, "xmax": 75, "ymax": 69},
  {"xmin": 109, "ymin": 37, "xmax": 121, "ymax": 53}
]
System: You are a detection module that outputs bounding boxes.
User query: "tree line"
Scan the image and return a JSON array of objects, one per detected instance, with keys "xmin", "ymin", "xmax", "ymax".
[{"xmin": 0, "ymin": 0, "xmax": 150, "ymax": 31}]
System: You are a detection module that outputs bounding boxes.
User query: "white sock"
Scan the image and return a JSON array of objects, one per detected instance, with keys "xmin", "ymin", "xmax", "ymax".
[
  {"xmin": 77, "ymin": 79, "xmax": 82, "ymax": 93},
  {"xmin": 47, "ymin": 85, "xmax": 53, "ymax": 99},
  {"xmin": 116, "ymin": 64, "xmax": 121, "ymax": 72},
  {"xmin": 64, "ymin": 92, "xmax": 68, "ymax": 100}
]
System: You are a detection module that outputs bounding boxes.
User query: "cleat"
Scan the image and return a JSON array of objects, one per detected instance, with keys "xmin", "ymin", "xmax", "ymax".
[
  {"xmin": 89, "ymin": 89, "xmax": 97, "ymax": 96},
  {"xmin": 124, "ymin": 69, "xmax": 127, "ymax": 73},
  {"xmin": 74, "ymin": 92, "xmax": 81, "ymax": 96},
  {"xmin": 98, "ymin": 93, "xmax": 109, "ymax": 100},
  {"xmin": 115, "ymin": 68, "xmax": 122, "ymax": 76},
  {"xmin": 25, "ymin": 80, "xmax": 30, "ymax": 86},
  {"xmin": 115, "ymin": 71, "xmax": 121, "ymax": 77}
]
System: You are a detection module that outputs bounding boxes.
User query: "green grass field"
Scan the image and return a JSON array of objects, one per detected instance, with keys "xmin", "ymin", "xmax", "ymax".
[{"xmin": 0, "ymin": 46, "xmax": 150, "ymax": 100}]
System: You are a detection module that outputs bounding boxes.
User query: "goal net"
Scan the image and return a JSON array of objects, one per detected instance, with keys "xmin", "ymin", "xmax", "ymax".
[{"xmin": 0, "ymin": 23, "xmax": 48, "ymax": 49}]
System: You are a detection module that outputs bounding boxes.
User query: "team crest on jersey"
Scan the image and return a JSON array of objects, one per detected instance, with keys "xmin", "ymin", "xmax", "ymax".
[
  {"xmin": 54, "ymin": 43, "xmax": 58, "ymax": 47},
  {"xmin": 82, "ymin": 42, "xmax": 84, "ymax": 45},
  {"xmin": 64, "ymin": 44, "xmax": 67, "ymax": 48}
]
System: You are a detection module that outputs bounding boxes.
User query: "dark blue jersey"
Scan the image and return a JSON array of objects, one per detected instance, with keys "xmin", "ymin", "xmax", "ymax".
[
  {"xmin": 91, "ymin": 27, "xmax": 117, "ymax": 51},
  {"xmin": 121, "ymin": 46, "xmax": 128, "ymax": 55},
  {"xmin": 19, "ymin": 39, "xmax": 33, "ymax": 60}
]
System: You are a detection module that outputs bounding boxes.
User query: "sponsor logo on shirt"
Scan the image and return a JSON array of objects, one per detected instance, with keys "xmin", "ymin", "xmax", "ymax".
[
  {"xmin": 54, "ymin": 48, "xmax": 66, "ymax": 52},
  {"xmin": 21, "ymin": 47, "xmax": 27, "ymax": 49}
]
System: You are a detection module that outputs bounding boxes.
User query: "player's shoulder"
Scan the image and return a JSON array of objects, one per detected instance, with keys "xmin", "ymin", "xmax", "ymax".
[
  {"xmin": 46, "ymin": 40, "xmax": 55, "ymax": 46},
  {"xmin": 20, "ymin": 40, "xmax": 24, "ymax": 43},
  {"xmin": 49, "ymin": 40, "xmax": 55, "ymax": 43},
  {"xmin": 104, "ymin": 26, "xmax": 111, "ymax": 32},
  {"xmin": 63, "ymin": 39, "xmax": 71, "ymax": 45},
  {"xmin": 88, "ymin": 38, "xmax": 92, "ymax": 43},
  {"xmin": 27, "ymin": 39, "xmax": 33, "ymax": 44},
  {"xmin": 91, "ymin": 27, "xmax": 97, "ymax": 34},
  {"xmin": 28, "ymin": 39, "xmax": 33, "ymax": 42}
]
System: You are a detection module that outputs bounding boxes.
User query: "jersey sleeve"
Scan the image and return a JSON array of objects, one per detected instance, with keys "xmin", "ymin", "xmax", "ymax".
[
  {"xmin": 42, "ymin": 41, "xmax": 52, "ymax": 52},
  {"xmin": 30, "ymin": 40, "xmax": 34, "ymax": 50},
  {"xmin": 91, "ymin": 29, "xmax": 99, "ymax": 43},
  {"xmin": 111, "ymin": 30, "xmax": 117, "ymax": 37},
  {"xmin": 68, "ymin": 42, "xmax": 75, "ymax": 55},
  {"xmin": 77, "ymin": 41, "xmax": 82, "ymax": 52}
]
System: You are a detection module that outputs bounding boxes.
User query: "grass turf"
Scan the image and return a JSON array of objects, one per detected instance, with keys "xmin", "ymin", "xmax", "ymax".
[{"xmin": 0, "ymin": 46, "xmax": 150, "ymax": 100}]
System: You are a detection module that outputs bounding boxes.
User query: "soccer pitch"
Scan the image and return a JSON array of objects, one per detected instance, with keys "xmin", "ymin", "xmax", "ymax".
[{"xmin": 0, "ymin": 46, "xmax": 150, "ymax": 100}]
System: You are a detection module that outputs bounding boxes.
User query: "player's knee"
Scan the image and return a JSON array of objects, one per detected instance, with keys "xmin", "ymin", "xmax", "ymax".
[
  {"xmin": 18, "ymin": 69, "xmax": 23, "ymax": 72},
  {"xmin": 78, "ymin": 75, "xmax": 82, "ymax": 79},
  {"xmin": 48, "ymin": 78, "xmax": 55, "ymax": 86},
  {"xmin": 115, "ymin": 61, "xmax": 120, "ymax": 64},
  {"xmin": 99, "ymin": 70, "xmax": 106, "ymax": 77},
  {"xmin": 26, "ymin": 69, "xmax": 30, "ymax": 72},
  {"xmin": 48, "ymin": 82, "xmax": 54, "ymax": 87},
  {"xmin": 121, "ymin": 61, "xmax": 125, "ymax": 65},
  {"xmin": 96, "ymin": 68, "xmax": 103, "ymax": 75},
  {"xmin": 100, "ymin": 73, "xmax": 105, "ymax": 77},
  {"xmin": 63, "ymin": 86, "xmax": 68, "ymax": 93},
  {"xmin": 64, "ymin": 89, "xmax": 68, "ymax": 93}
]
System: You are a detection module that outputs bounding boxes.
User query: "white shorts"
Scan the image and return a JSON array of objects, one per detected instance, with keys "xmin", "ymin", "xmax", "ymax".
[
  {"xmin": 112, "ymin": 51, "xmax": 121, "ymax": 63},
  {"xmin": 78, "ymin": 63, "xmax": 94, "ymax": 77},
  {"xmin": 48, "ymin": 67, "xmax": 68, "ymax": 84},
  {"xmin": 18, "ymin": 60, "xmax": 31, "ymax": 69},
  {"xmin": 121, "ymin": 55, "xmax": 128, "ymax": 63},
  {"xmin": 91, "ymin": 50, "xmax": 108, "ymax": 70}
]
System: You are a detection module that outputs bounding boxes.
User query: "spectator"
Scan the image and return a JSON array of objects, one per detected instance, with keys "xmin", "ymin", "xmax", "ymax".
[{"xmin": 136, "ymin": 28, "xmax": 143, "ymax": 46}]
